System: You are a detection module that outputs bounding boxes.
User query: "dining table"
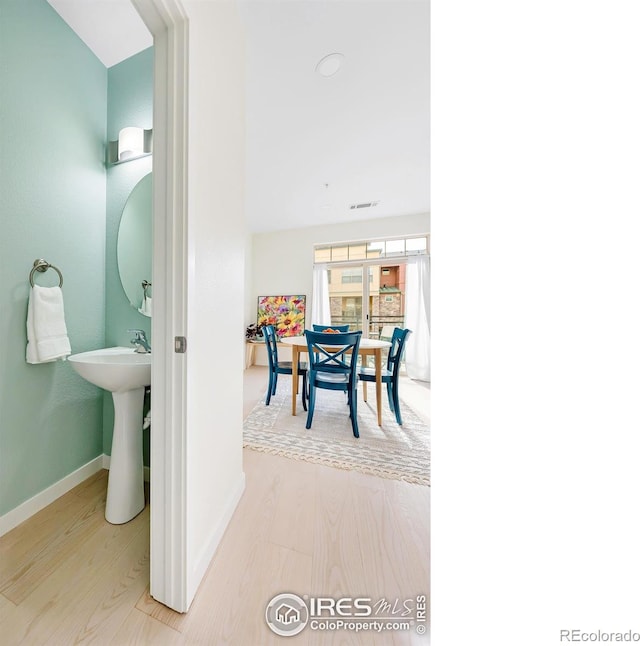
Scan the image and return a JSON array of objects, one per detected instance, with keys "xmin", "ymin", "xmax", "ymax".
[{"xmin": 280, "ymin": 335, "xmax": 392, "ymax": 426}]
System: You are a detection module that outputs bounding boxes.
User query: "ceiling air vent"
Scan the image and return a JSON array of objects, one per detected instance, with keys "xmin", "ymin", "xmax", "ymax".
[{"xmin": 349, "ymin": 201, "xmax": 379, "ymax": 210}]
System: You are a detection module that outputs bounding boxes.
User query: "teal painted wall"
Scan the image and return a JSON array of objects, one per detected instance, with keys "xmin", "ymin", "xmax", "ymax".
[
  {"xmin": 0, "ymin": 0, "xmax": 107, "ymax": 514},
  {"xmin": 104, "ymin": 48, "xmax": 153, "ymax": 464}
]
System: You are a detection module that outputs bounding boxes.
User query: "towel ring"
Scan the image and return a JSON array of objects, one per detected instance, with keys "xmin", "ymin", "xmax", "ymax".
[{"xmin": 29, "ymin": 259, "xmax": 63, "ymax": 288}]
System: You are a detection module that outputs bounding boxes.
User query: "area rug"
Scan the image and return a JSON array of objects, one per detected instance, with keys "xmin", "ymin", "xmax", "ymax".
[{"xmin": 243, "ymin": 376, "xmax": 430, "ymax": 485}]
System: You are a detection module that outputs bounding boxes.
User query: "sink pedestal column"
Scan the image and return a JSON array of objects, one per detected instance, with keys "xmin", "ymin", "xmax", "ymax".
[{"xmin": 105, "ymin": 387, "xmax": 145, "ymax": 524}]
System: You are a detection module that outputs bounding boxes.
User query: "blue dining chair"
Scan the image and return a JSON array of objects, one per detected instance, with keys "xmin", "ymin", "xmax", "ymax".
[
  {"xmin": 304, "ymin": 330, "xmax": 362, "ymax": 438},
  {"xmin": 263, "ymin": 325, "xmax": 307, "ymax": 411},
  {"xmin": 312, "ymin": 324, "xmax": 350, "ymax": 332},
  {"xmin": 311, "ymin": 325, "xmax": 352, "ymax": 365},
  {"xmin": 311, "ymin": 324, "xmax": 351, "ymax": 372},
  {"xmin": 359, "ymin": 328, "xmax": 411, "ymax": 425}
]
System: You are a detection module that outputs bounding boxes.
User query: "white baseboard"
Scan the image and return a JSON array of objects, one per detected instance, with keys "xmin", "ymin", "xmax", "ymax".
[
  {"xmin": 187, "ymin": 471, "xmax": 246, "ymax": 608},
  {"xmin": 0, "ymin": 455, "xmax": 152, "ymax": 537},
  {"xmin": 0, "ymin": 455, "xmax": 104, "ymax": 537}
]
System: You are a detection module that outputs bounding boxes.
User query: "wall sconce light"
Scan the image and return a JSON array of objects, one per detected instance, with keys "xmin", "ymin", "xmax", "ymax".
[{"xmin": 108, "ymin": 127, "xmax": 153, "ymax": 164}]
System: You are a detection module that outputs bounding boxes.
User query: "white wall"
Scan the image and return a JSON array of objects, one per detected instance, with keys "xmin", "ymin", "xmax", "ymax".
[
  {"xmin": 244, "ymin": 232, "xmax": 254, "ymax": 326},
  {"xmin": 247, "ymin": 212, "xmax": 429, "ymax": 328},
  {"xmin": 184, "ymin": 0, "xmax": 246, "ymax": 605}
]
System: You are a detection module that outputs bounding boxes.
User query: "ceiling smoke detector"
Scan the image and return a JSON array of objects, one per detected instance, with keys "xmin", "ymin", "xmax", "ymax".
[
  {"xmin": 315, "ymin": 53, "xmax": 345, "ymax": 78},
  {"xmin": 349, "ymin": 201, "xmax": 379, "ymax": 210}
]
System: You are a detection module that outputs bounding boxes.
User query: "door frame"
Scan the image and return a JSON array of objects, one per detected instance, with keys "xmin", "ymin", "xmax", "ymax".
[{"xmin": 131, "ymin": 0, "xmax": 189, "ymax": 612}]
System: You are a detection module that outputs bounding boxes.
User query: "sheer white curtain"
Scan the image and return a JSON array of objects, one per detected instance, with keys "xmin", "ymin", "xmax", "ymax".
[
  {"xmin": 404, "ymin": 255, "xmax": 430, "ymax": 382},
  {"xmin": 310, "ymin": 264, "xmax": 331, "ymax": 328}
]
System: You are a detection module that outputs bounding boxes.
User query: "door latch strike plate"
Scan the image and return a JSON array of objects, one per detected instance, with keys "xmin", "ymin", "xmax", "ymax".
[{"xmin": 174, "ymin": 336, "xmax": 187, "ymax": 353}]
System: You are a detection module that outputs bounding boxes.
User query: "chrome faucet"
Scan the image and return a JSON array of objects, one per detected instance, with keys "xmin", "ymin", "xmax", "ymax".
[{"xmin": 128, "ymin": 329, "xmax": 151, "ymax": 354}]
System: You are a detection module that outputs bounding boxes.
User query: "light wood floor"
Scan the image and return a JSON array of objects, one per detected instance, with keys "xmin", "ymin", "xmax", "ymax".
[{"xmin": 0, "ymin": 368, "xmax": 429, "ymax": 645}]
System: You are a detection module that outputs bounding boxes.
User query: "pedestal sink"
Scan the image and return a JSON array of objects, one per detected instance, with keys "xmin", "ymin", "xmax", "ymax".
[{"xmin": 68, "ymin": 347, "xmax": 151, "ymax": 524}]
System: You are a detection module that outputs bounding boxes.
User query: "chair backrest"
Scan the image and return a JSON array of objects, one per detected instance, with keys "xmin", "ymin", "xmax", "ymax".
[
  {"xmin": 263, "ymin": 324, "xmax": 279, "ymax": 370},
  {"xmin": 312, "ymin": 324, "xmax": 350, "ymax": 332},
  {"xmin": 387, "ymin": 328, "xmax": 412, "ymax": 375},
  {"xmin": 379, "ymin": 325, "xmax": 395, "ymax": 341},
  {"xmin": 305, "ymin": 330, "xmax": 362, "ymax": 379}
]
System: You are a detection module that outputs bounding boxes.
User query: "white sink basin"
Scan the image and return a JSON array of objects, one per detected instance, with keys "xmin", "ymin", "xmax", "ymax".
[
  {"xmin": 69, "ymin": 346, "xmax": 151, "ymax": 524},
  {"xmin": 68, "ymin": 346, "xmax": 150, "ymax": 393}
]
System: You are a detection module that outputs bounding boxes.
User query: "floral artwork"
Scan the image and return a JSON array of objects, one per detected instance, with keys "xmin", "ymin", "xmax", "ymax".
[{"xmin": 257, "ymin": 295, "xmax": 306, "ymax": 338}]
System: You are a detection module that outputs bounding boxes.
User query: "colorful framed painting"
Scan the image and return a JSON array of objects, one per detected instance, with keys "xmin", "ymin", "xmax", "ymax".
[{"xmin": 257, "ymin": 295, "xmax": 306, "ymax": 338}]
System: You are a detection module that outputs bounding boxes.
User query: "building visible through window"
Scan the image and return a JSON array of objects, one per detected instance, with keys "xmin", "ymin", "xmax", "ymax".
[{"xmin": 314, "ymin": 235, "xmax": 427, "ymax": 337}]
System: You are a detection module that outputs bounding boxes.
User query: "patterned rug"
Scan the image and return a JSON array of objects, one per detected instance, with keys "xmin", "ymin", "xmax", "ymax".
[{"xmin": 243, "ymin": 376, "xmax": 430, "ymax": 485}]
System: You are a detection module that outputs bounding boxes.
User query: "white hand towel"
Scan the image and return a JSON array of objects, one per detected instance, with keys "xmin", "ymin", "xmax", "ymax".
[
  {"xmin": 138, "ymin": 296, "xmax": 152, "ymax": 317},
  {"xmin": 26, "ymin": 285, "xmax": 71, "ymax": 364}
]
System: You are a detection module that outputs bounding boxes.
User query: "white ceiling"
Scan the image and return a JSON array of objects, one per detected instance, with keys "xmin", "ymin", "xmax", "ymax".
[
  {"xmin": 47, "ymin": 0, "xmax": 153, "ymax": 67},
  {"xmin": 47, "ymin": 0, "xmax": 429, "ymax": 233}
]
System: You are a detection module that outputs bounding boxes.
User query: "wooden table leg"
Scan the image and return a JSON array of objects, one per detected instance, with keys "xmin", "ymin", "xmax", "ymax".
[
  {"xmin": 375, "ymin": 349, "xmax": 382, "ymax": 426},
  {"xmin": 245, "ymin": 342, "xmax": 256, "ymax": 370},
  {"xmin": 291, "ymin": 346, "xmax": 298, "ymax": 416}
]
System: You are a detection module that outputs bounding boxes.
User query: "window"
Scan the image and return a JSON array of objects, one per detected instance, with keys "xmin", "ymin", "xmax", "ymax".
[
  {"xmin": 314, "ymin": 234, "xmax": 427, "ymax": 337},
  {"xmin": 341, "ymin": 269, "xmax": 362, "ymax": 284},
  {"xmin": 314, "ymin": 235, "xmax": 428, "ymax": 264},
  {"xmin": 341, "ymin": 268, "xmax": 373, "ymax": 284},
  {"xmin": 343, "ymin": 297, "xmax": 362, "ymax": 320}
]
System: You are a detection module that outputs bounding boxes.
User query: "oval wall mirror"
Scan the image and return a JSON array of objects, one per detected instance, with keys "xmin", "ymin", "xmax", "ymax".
[{"xmin": 117, "ymin": 173, "xmax": 152, "ymax": 317}]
